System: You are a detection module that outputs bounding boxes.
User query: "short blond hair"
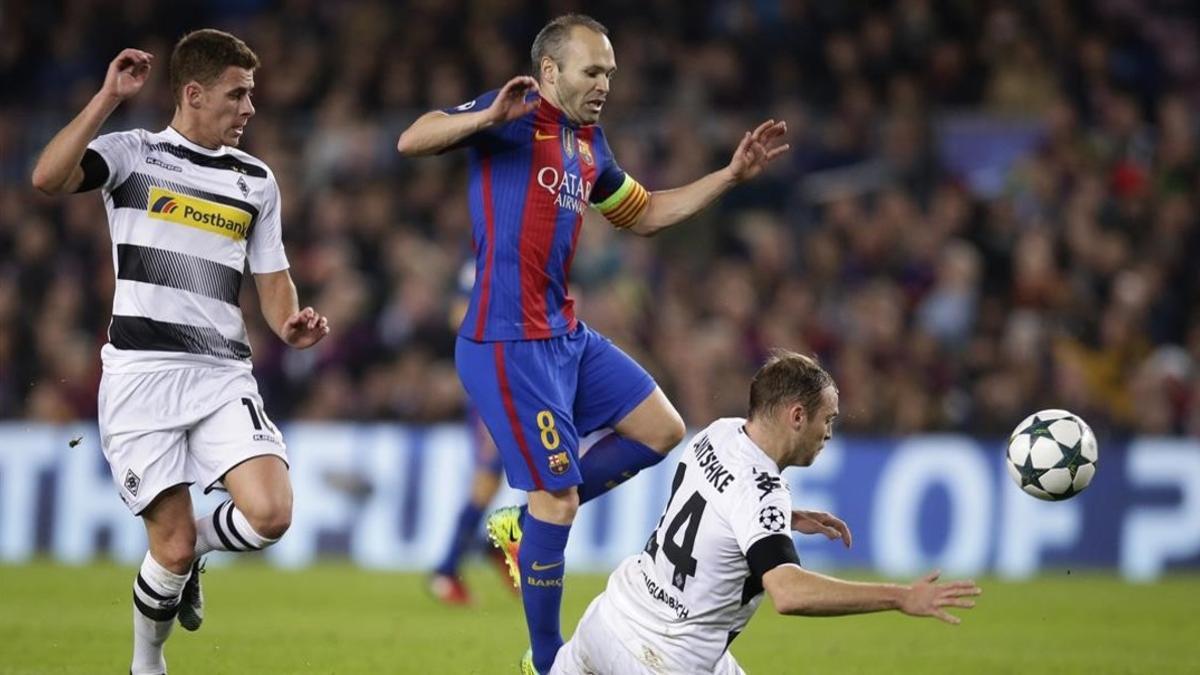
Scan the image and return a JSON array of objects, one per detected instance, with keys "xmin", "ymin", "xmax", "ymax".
[{"xmin": 748, "ymin": 350, "xmax": 834, "ymax": 420}]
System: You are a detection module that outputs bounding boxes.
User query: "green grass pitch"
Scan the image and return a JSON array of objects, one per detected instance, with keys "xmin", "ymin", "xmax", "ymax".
[{"xmin": 1, "ymin": 561, "xmax": 1197, "ymax": 674}]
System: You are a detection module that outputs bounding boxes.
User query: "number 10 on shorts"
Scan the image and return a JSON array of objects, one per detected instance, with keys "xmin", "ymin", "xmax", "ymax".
[{"xmin": 241, "ymin": 398, "xmax": 278, "ymax": 437}]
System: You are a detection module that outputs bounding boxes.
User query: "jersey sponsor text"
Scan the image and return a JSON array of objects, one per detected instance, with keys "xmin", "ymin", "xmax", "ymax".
[
  {"xmin": 641, "ymin": 568, "xmax": 690, "ymax": 619},
  {"xmin": 148, "ymin": 186, "xmax": 252, "ymax": 240},
  {"xmin": 87, "ymin": 127, "xmax": 287, "ymax": 372},
  {"xmin": 536, "ymin": 166, "xmax": 593, "ymax": 215}
]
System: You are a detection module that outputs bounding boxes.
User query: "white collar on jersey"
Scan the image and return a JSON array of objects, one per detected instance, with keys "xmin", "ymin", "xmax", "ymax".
[{"xmin": 162, "ymin": 126, "xmax": 229, "ymax": 157}]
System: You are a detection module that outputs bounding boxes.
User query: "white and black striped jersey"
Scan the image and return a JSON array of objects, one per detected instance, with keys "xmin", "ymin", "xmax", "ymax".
[
  {"xmin": 84, "ymin": 127, "xmax": 288, "ymax": 373},
  {"xmin": 598, "ymin": 418, "xmax": 800, "ymax": 673}
]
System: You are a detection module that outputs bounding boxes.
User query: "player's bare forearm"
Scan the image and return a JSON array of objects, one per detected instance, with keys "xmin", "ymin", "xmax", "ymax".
[
  {"xmin": 763, "ymin": 566, "xmax": 904, "ymax": 617},
  {"xmin": 396, "ymin": 110, "xmax": 493, "ymax": 157},
  {"xmin": 765, "ymin": 566, "xmax": 980, "ymax": 624},
  {"xmin": 34, "ymin": 48, "xmax": 153, "ymax": 194},
  {"xmin": 628, "ymin": 118, "xmax": 789, "ymax": 235},
  {"xmin": 398, "ymin": 76, "xmax": 538, "ymax": 157},
  {"xmin": 31, "ymin": 92, "xmax": 122, "ymax": 195},
  {"xmin": 254, "ymin": 270, "xmax": 330, "ymax": 349},
  {"xmin": 627, "ymin": 168, "xmax": 737, "ymax": 237},
  {"xmin": 254, "ymin": 270, "xmax": 301, "ymax": 340}
]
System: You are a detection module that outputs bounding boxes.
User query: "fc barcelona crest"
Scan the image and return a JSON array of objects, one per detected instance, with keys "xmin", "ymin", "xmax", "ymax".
[
  {"xmin": 578, "ymin": 139, "xmax": 594, "ymax": 166},
  {"xmin": 562, "ymin": 128, "xmax": 575, "ymax": 159},
  {"xmin": 548, "ymin": 451, "xmax": 571, "ymax": 475}
]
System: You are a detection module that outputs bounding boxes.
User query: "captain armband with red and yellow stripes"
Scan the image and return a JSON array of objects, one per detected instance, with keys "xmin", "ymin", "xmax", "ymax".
[{"xmin": 593, "ymin": 174, "xmax": 650, "ymax": 230}]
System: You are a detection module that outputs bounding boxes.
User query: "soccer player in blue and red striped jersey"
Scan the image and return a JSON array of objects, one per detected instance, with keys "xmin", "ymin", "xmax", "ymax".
[
  {"xmin": 397, "ymin": 14, "xmax": 788, "ymax": 674},
  {"xmin": 429, "ymin": 262, "xmax": 518, "ymax": 606}
]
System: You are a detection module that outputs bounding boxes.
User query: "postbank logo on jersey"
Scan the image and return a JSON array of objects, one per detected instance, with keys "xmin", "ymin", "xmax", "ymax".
[
  {"xmin": 536, "ymin": 167, "xmax": 592, "ymax": 216},
  {"xmin": 148, "ymin": 186, "xmax": 251, "ymax": 240}
]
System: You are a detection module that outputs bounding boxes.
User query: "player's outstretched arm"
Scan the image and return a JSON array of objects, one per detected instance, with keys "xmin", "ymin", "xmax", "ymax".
[
  {"xmin": 253, "ymin": 270, "xmax": 330, "ymax": 349},
  {"xmin": 763, "ymin": 565, "xmax": 980, "ymax": 624},
  {"xmin": 31, "ymin": 49, "xmax": 153, "ymax": 195},
  {"xmin": 625, "ymin": 119, "xmax": 788, "ymax": 237},
  {"xmin": 396, "ymin": 76, "xmax": 539, "ymax": 157}
]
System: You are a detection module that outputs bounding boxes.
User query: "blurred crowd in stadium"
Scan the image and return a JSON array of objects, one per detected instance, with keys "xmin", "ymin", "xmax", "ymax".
[{"xmin": 2, "ymin": 0, "xmax": 1197, "ymax": 436}]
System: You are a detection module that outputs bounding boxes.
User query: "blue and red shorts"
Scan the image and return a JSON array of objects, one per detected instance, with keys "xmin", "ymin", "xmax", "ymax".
[
  {"xmin": 465, "ymin": 404, "xmax": 503, "ymax": 474},
  {"xmin": 455, "ymin": 322, "xmax": 657, "ymax": 491}
]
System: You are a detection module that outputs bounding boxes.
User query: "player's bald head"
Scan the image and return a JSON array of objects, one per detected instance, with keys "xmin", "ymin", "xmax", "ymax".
[{"xmin": 531, "ymin": 14, "xmax": 609, "ymax": 81}]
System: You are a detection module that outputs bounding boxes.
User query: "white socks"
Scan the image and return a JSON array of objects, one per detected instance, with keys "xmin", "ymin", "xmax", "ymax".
[
  {"xmin": 131, "ymin": 500, "xmax": 280, "ymax": 674},
  {"xmin": 194, "ymin": 500, "xmax": 279, "ymax": 556},
  {"xmin": 131, "ymin": 552, "xmax": 189, "ymax": 675}
]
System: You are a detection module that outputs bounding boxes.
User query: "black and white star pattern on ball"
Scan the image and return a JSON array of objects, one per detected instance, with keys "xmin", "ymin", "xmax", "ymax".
[
  {"xmin": 1015, "ymin": 438, "xmax": 1091, "ymax": 500},
  {"xmin": 758, "ymin": 505, "xmax": 787, "ymax": 533},
  {"xmin": 1055, "ymin": 440, "xmax": 1081, "ymax": 468},
  {"xmin": 1016, "ymin": 450, "xmax": 1042, "ymax": 488},
  {"xmin": 1014, "ymin": 414, "xmax": 1058, "ymax": 440}
]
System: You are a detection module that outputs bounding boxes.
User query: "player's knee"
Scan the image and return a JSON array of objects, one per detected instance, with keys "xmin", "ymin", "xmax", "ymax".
[
  {"xmin": 547, "ymin": 493, "xmax": 579, "ymax": 523},
  {"xmin": 261, "ymin": 513, "xmax": 291, "ymax": 541},
  {"xmin": 651, "ymin": 409, "xmax": 687, "ymax": 454},
  {"xmin": 531, "ymin": 488, "xmax": 580, "ymax": 524},
  {"xmin": 152, "ymin": 528, "xmax": 197, "ymax": 572},
  {"xmin": 555, "ymin": 491, "xmax": 581, "ymax": 523},
  {"xmin": 255, "ymin": 505, "xmax": 291, "ymax": 541},
  {"xmin": 240, "ymin": 498, "xmax": 292, "ymax": 541}
]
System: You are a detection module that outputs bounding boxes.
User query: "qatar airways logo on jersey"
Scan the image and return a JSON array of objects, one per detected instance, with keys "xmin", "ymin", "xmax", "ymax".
[{"xmin": 537, "ymin": 167, "xmax": 592, "ymax": 215}]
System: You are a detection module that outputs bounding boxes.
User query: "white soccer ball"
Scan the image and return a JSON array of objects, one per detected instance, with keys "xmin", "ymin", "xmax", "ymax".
[{"xmin": 1005, "ymin": 409, "xmax": 1099, "ymax": 501}]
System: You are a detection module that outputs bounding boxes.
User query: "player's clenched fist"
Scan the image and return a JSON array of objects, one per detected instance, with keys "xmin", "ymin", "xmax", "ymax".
[{"xmin": 102, "ymin": 49, "xmax": 154, "ymax": 101}]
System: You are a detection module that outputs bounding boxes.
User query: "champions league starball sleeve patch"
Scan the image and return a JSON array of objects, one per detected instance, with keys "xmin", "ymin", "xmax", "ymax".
[{"xmin": 757, "ymin": 505, "xmax": 788, "ymax": 533}]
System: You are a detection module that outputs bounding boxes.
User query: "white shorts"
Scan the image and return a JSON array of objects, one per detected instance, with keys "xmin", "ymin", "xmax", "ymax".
[
  {"xmin": 552, "ymin": 595, "xmax": 745, "ymax": 675},
  {"xmin": 98, "ymin": 366, "xmax": 287, "ymax": 515}
]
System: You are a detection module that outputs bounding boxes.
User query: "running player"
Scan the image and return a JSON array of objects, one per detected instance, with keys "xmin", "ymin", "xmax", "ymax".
[
  {"xmin": 552, "ymin": 351, "xmax": 982, "ymax": 674},
  {"xmin": 428, "ymin": 406, "xmax": 515, "ymax": 604},
  {"xmin": 396, "ymin": 14, "xmax": 789, "ymax": 674},
  {"xmin": 429, "ymin": 263, "xmax": 516, "ymax": 605},
  {"xmin": 31, "ymin": 30, "xmax": 328, "ymax": 675}
]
